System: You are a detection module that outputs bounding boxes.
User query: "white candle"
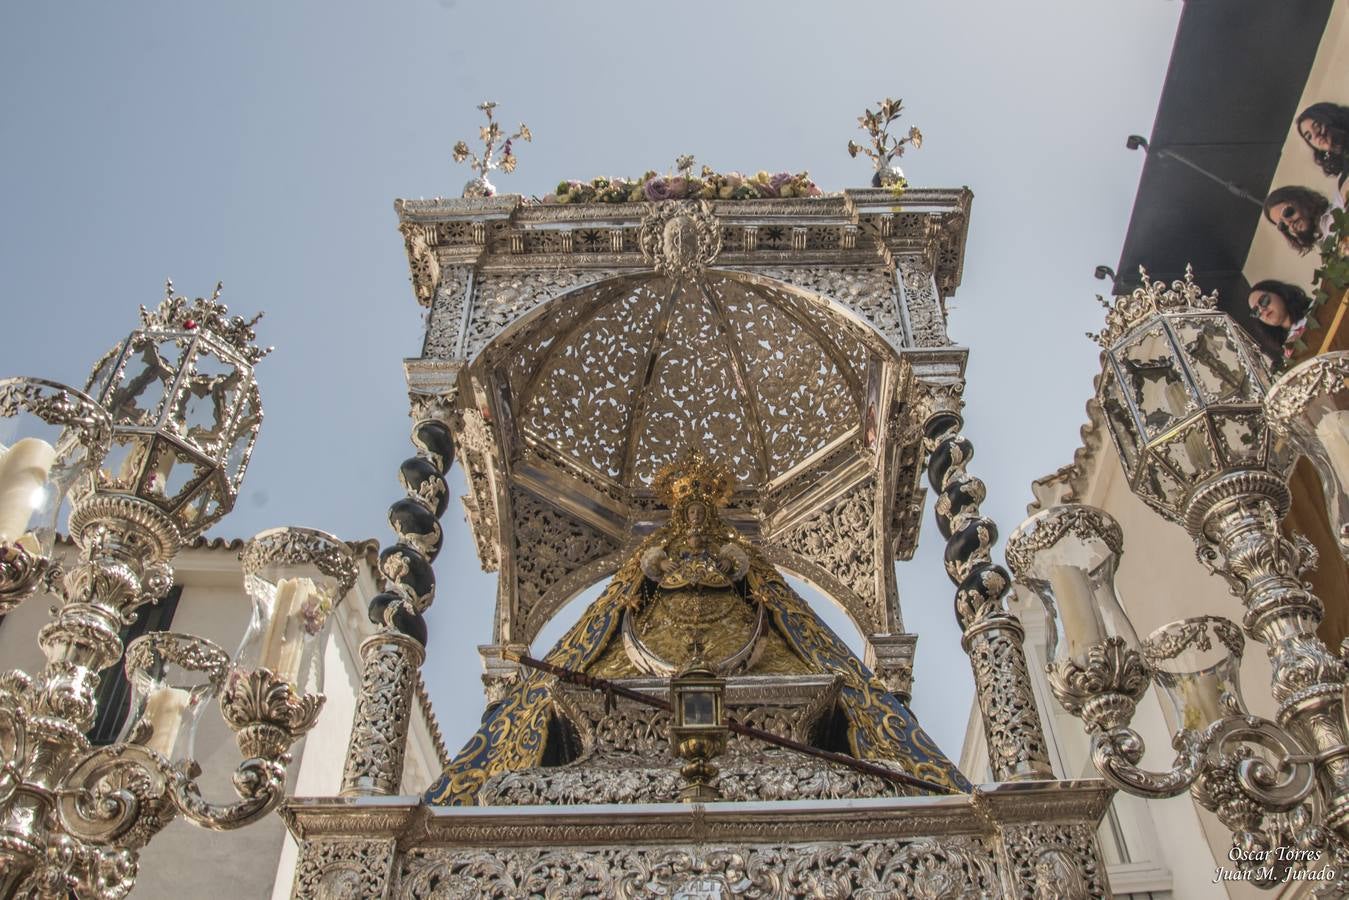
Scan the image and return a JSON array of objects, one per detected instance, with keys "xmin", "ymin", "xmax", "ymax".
[
  {"xmin": 1047, "ymin": 565, "xmax": 1104, "ymax": 659},
  {"xmin": 1176, "ymin": 674, "xmax": 1223, "ymax": 731},
  {"xmin": 259, "ymin": 577, "xmax": 315, "ymax": 684},
  {"xmin": 0, "ymin": 437, "xmax": 56, "ymax": 542},
  {"xmin": 142, "ymin": 686, "xmax": 191, "ymax": 758}
]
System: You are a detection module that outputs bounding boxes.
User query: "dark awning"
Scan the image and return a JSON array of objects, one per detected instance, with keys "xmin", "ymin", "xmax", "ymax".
[{"xmin": 1112, "ymin": 0, "xmax": 1332, "ymax": 354}]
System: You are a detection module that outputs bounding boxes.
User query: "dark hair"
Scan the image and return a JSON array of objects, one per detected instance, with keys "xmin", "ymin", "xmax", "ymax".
[
  {"xmin": 1297, "ymin": 102, "xmax": 1349, "ymax": 178},
  {"xmin": 1248, "ymin": 279, "xmax": 1312, "ymax": 343},
  {"xmin": 1263, "ymin": 186, "xmax": 1331, "ymax": 253}
]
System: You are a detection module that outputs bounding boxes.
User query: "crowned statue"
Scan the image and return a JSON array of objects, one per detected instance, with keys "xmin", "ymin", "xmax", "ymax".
[
  {"xmin": 611, "ymin": 454, "xmax": 761, "ymax": 676},
  {"xmin": 425, "ymin": 450, "xmax": 971, "ymax": 806}
]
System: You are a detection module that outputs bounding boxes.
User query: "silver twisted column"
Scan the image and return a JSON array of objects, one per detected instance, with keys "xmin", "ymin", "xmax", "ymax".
[
  {"xmin": 340, "ymin": 416, "xmax": 451, "ymax": 796},
  {"xmin": 922, "ymin": 391, "xmax": 1052, "ymax": 781}
]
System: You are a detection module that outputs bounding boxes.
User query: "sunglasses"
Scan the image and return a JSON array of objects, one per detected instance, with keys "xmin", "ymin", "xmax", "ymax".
[
  {"xmin": 1249, "ymin": 294, "xmax": 1273, "ymax": 318},
  {"xmin": 1279, "ymin": 204, "xmax": 1300, "ymax": 222}
]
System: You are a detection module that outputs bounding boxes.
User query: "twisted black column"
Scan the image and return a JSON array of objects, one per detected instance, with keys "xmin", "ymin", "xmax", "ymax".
[
  {"xmin": 340, "ymin": 418, "xmax": 453, "ymax": 796},
  {"xmin": 925, "ymin": 407, "xmax": 1052, "ymax": 782}
]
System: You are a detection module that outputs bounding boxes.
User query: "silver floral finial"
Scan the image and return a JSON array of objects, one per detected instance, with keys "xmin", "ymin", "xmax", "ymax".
[
  {"xmin": 675, "ymin": 155, "xmax": 696, "ymax": 179},
  {"xmin": 452, "ymin": 101, "xmax": 532, "ymax": 199},
  {"xmin": 1086, "ymin": 264, "xmax": 1217, "ymax": 348},
  {"xmin": 848, "ymin": 97, "xmax": 922, "ymax": 193}
]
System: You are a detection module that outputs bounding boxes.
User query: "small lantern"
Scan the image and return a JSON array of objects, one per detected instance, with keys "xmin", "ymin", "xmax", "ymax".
[
  {"xmin": 234, "ymin": 527, "xmax": 357, "ymax": 697},
  {"xmin": 1007, "ymin": 504, "xmax": 1150, "ymax": 731},
  {"xmin": 1142, "ymin": 616, "xmax": 1246, "ymax": 733},
  {"xmin": 1007, "ymin": 504, "xmax": 1139, "ymax": 665},
  {"xmin": 1266, "ymin": 352, "xmax": 1349, "ymax": 561},
  {"xmin": 121, "ymin": 632, "xmax": 230, "ymax": 768},
  {"xmin": 1092, "ymin": 267, "xmax": 1282, "ymax": 524},
  {"xmin": 76, "ymin": 282, "xmax": 267, "ymax": 540},
  {"xmin": 0, "ymin": 377, "xmax": 111, "ymax": 609},
  {"xmin": 668, "ymin": 648, "xmax": 727, "ymax": 803}
]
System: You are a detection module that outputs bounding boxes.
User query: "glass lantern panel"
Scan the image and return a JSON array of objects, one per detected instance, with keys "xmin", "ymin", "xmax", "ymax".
[
  {"xmin": 104, "ymin": 336, "xmax": 187, "ymax": 428},
  {"xmin": 171, "ymin": 349, "xmax": 242, "ymax": 454},
  {"xmin": 1212, "ymin": 411, "xmax": 1265, "ymax": 469},
  {"xmin": 1141, "ymin": 449, "xmax": 1187, "ymax": 511},
  {"xmin": 681, "ymin": 690, "xmax": 716, "ymax": 726},
  {"xmin": 1099, "ymin": 365, "xmax": 1140, "ymax": 472},
  {"xmin": 1173, "ymin": 318, "xmax": 1254, "ymax": 405},
  {"xmin": 1010, "ymin": 507, "xmax": 1139, "ymax": 667},
  {"xmin": 96, "ymin": 436, "xmax": 152, "ymax": 494},
  {"xmin": 1117, "ymin": 328, "xmax": 1193, "ymax": 439},
  {"xmin": 142, "ymin": 440, "xmax": 207, "ymax": 508},
  {"xmin": 85, "ymin": 344, "xmax": 123, "ymax": 399},
  {"xmin": 226, "ymin": 388, "xmax": 260, "ymax": 487},
  {"xmin": 1157, "ymin": 419, "xmax": 1219, "ymax": 484},
  {"xmin": 179, "ymin": 476, "xmax": 225, "ymax": 531}
]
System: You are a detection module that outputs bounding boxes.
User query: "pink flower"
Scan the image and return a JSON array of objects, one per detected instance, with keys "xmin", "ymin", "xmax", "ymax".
[{"xmin": 644, "ymin": 176, "xmax": 688, "ymax": 201}]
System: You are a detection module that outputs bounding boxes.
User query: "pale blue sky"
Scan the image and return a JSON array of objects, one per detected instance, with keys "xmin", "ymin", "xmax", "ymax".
[{"xmin": 0, "ymin": 2, "xmax": 1181, "ymax": 768}]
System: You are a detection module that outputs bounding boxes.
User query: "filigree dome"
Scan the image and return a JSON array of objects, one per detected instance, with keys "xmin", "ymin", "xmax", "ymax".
[{"xmin": 483, "ymin": 271, "xmax": 888, "ymax": 495}]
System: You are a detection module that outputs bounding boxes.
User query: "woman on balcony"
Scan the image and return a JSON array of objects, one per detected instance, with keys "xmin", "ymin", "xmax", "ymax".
[
  {"xmin": 1263, "ymin": 185, "xmax": 1342, "ymax": 254},
  {"xmin": 1247, "ymin": 279, "xmax": 1313, "ymax": 361},
  {"xmin": 1297, "ymin": 102, "xmax": 1349, "ymax": 191}
]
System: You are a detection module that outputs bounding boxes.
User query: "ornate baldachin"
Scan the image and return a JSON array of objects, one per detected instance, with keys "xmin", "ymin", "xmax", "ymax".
[
  {"xmin": 1088, "ymin": 264, "xmax": 1217, "ymax": 349},
  {"xmin": 339, "ymin": 414, "xmax": 454, "ymax": 796},
  {"xmin": 138, "ymin": 280, "xmax": 271, "ymax": 364},
  {"xmin": 340, "ymin": 633, "xmax": 425, "ymax": 797},
  {"xmin": 547, "ymin": 168, "xmax": 823, "ymax": 204},
  {"xmin": 848, "ymin": 96, "xmax": 922, "ymax": 192}
]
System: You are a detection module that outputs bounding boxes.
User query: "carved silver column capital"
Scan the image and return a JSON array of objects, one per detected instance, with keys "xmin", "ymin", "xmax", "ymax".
[
  {"xmin": 478, "ymin": 643, "xmax": 526, "ymax": 706},
  {"xmin": 863, "ymin": 634, "xmax": 916, "ymax": 701}
]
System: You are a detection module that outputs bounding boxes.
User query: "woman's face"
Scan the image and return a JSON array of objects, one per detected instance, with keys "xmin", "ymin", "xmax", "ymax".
[
  {"xmin": 1267, "ymin": 200, "xmax": 1311, "ymax": 240},
  {"xmin": 1249, "ymin": 289, "xmax": 1291, "ymax": 329},
  {"xmin": 1300, "ymin": 117, "xmax": 1331, "ymax": 152}
]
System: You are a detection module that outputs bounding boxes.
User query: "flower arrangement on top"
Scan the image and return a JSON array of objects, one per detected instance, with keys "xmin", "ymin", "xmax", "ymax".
[{"xmin": 543, "ymin": 160, "xmax": 823, "ymax": 205}]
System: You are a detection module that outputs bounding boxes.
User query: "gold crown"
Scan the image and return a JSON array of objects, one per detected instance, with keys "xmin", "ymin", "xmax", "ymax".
[{"xmin": 653, "ymin": 451, "xmax": 734, "ymax": 509}]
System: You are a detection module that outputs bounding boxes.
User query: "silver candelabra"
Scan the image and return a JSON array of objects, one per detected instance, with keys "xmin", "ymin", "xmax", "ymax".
[
  {"xmin": 0, "ymin": 284, "xmax": 354, "ymax": 898},
  {"xmin": 1008, "ymin": 268, "xmax": 1349, "ymax": 889}
]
